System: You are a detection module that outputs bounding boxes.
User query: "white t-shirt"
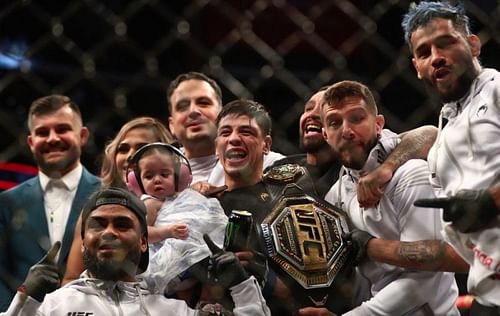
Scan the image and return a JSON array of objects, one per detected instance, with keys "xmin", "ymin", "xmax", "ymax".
[{"xmin": 189, "ymin": 154, "xmax": 218, "ymax": 184}]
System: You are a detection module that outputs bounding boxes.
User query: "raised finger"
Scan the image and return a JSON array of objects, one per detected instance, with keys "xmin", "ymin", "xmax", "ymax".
[
  {"xmin": 204, "ymin": 233, "xmax": 223, "ymax": 254},
  {"xmin": 41, "ymin": 241, "xmax": 61, "ymax": 264}
]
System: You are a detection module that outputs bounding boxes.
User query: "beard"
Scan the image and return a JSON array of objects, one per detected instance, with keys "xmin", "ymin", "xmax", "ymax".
[
  {"xmin": 338, "ymin": 137, "xmax": 378, "ymax": 170},
  {"xmin": 83, "ymin": 246, "xmax": 141, "ymax": 281},
  {"xmin": 425, "ymin": 60, "xmax": 478, "ymax": 103},
  {"xmin": 34, "ymin": 145, "xmax": 80, "ymax": 177},
  {"xmin": 299, "ymin": 136, "xmax": 330, "ymax": 154},
  {"xmin": 183, "ymin": 122, "xmax": 217, "ymax": 143}
]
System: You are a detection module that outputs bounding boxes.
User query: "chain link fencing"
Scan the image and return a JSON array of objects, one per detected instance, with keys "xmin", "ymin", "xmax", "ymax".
[
  {"xmin": 1, "ymin": 0, "xmax": 499, "ymax": 172},
  {"xmin": 0, "ymin": 0, "xmax": 499, "ymax": 312}
]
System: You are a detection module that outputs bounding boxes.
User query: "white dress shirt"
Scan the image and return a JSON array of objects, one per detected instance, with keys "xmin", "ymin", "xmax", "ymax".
[{"xmin": 39, "ymin": 164, "xmax": 82, "ymax": 248}]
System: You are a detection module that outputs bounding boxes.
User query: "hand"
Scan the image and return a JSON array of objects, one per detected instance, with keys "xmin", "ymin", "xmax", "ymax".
[
  {"xmin": 191, "ymin": 181, "xmax": 227, "ymax": 197},
  {"xmin": 21, "ymin": 241, "xmax": 61, "ymax": 302},
  {"xmin": 357, "ymin": 165, "xmax": 393, "ymax": 208},
  {"xmin": 235, "ymin": 250, "xmax": 268, "ymax": 288},
  {"xmin": 298, "ymin": 307, "xmax": 337, "ymax": 316},
  {"xmin": 204, "ymin": 185, "xmax": 228, "ymax": 197},
  {"xmin": 204, "ymin": 234, "xmax": 249, "ymax": 289},
  {"xmin": 414, "ymin": 189, "xmax": 499, "ymax": 233},
  {"xmin": 169, "ymin": 223, "xmax": 189, "ymax": 240},
  {"xmin": 344, "ymin": 229, "xmax": 374, "ymax": 265}
]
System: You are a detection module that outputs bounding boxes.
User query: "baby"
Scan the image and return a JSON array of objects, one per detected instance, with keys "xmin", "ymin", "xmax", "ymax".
[
  {"xmin": 127, "ymin": 142, "xmax": 227, "ymax": 292},
  {"xmin": 132, "ymin": 144, "xmax": 189, "ymax": 243}
]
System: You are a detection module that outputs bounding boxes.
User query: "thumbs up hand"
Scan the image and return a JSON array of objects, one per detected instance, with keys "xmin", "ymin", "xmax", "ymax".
[
  {"xmin": 414, "ymin": 189, "xmax": 499, "ymax": 233},
  {"xmin": 204, "ymin": 234, "xmax": 249, "ymax": 289},
  {"xmin": 21, "ymin": 241, "xmax": 61, "ymax": 302}
]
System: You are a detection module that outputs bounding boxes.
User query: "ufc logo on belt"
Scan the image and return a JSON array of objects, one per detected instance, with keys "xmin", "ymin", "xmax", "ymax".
[{"xmin": 67, "ymin": 312, "xmax": 94, "ymax": 316}]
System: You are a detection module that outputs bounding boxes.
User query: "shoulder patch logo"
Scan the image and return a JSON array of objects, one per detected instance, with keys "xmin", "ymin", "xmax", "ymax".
[{"xmin": 476, "ymin": 104, "xmax": 488, "ymax": 117}]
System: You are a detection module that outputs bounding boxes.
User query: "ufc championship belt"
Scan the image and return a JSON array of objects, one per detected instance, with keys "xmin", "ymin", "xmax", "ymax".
[{"xmin": 261, "ymin": 164, "xmax": 351, "ymax": 307}]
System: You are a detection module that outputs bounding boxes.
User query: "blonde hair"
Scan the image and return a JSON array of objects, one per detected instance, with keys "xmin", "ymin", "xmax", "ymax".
[{"xmin": 100, "ymin": 117, "xmax": 174, "ymax": 187}]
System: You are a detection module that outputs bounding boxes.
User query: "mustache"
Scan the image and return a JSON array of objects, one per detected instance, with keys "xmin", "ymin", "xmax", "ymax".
[
  {"xmin": 42, "ymin": 143, "xmax": 69, "ymax": 153},
  {"xmin": 186, "ymin": 118, "xmax": 207, "ymax": 126},
  {"xmin": 337, "ymin": 140, "xmax": 362, "ymax": 151},
  {"xmin": 98, "ymin": 240, "xmax": 123, "ymax": 249}
]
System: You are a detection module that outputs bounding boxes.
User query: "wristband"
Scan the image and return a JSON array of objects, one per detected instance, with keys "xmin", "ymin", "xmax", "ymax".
[{"xmin": 262, "ymin": 269, "xmax": 277, "ymax": 298}]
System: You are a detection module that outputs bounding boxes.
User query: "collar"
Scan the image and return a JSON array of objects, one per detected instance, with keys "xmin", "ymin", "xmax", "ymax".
[
  {"xmin": 39, "ymin": 163, "xmax": 83, "ymax": 192},
  {"xmin": 344, "ymin": 129, "xmax": 398, "ymax": 181},
  {"xmin": 188, "ymin": 153, "xmax": 218, "ymax": 165},
  {"xmin": 441, "ymin": 68, "xmax": 497, "ymax": 120},
  {"xmin": 79, "ymin": 270, "xmax": 148, "ymax": 292}
]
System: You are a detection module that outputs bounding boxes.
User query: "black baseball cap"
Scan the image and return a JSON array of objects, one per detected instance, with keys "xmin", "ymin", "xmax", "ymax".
[{"xmin": 81, "ymin": 187, "xmax": 149, "ymax": 273}]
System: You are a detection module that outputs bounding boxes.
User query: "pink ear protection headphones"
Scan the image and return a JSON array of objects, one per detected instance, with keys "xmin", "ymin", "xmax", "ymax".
[{"xmin": 126, "ymin": 142, "xmax": 192, "ymax": 196}]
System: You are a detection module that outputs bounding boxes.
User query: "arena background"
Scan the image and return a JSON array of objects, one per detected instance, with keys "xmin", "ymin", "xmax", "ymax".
[{"xmin": 0, "ymin": 0, "xmax": 499, "ymax": 188}]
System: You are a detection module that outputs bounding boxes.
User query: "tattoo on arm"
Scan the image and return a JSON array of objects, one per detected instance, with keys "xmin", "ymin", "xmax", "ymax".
[
  {"xmin": 389, "ymin": 125, "xmax": 438, "ymax": 167},
  {"xmin": 396, "ymin": 240, "xmax": 447, "ymax": 265}
]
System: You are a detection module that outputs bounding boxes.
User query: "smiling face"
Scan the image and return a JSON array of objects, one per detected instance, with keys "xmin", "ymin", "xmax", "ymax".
[
  {"xmin": 27, "ymin": 105, "xmax": 89, "ymax": 178},
  {"xmin": 138, "ymin": 152, "xmax": 176, "ymax": 200},
  {"xmin": 410, "ymin": 17, "xmax": 481, "ymax": 103},
  {"xmin": 114, "ymin": 127, "xmax": 158, "ymax": 183},
  {"xmin": 322, "ymin": 96, "xmax": 384, "ymax": 170},
  {"xmin": 299, "ymin": 90, "xmax": 330, "ymax": 153},
  {"xmin": 82, "ymin": 204, "xmax": 147, "ymax": 282},
  {"xmin": 168, "ymin": 79, "xmax": 221, "ymax": 157},
  {"xmin": 216, "ymin": 114, "xmax": 271, "ymax": 189}
]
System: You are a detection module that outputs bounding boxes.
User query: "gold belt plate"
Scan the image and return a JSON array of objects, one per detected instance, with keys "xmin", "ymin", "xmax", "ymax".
[{"xmin": 262, "ymin": 193, "xmax": 350, "ymax": 289}]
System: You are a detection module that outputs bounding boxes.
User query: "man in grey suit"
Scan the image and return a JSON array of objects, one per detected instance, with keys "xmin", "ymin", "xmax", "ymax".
[{"xmin": 0, "ymin": 95, "xmax": 100, "ymax": 311}]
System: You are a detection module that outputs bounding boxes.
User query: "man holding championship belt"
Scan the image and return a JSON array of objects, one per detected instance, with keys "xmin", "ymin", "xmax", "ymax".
[
  {"xmin": 213, "ymin": 97, "xmax": 451, "ymax": 315},
  {"xmin": 213, "ymin": 99, "xmax": 354, "ymax": 315}
]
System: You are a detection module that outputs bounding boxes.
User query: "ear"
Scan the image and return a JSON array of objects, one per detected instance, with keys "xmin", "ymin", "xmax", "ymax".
[
  {"xmin": 467, "ymin": 34, "xmax": 481, "ymax": 57},
  {"xmin": 375, "ymin": 114, "xmax": 385, "ymax": 134},
  {"xmin": 27, "ymin": 134, "xmax": 34, "ymax": 152},
  {"xmin": 322, "ymin": 127, "xmax": 329, "ymax": 141},
  {"xmin": 80, "ymin": 126, "xmax": 90, "ymax": 146},
  {"xmin": 412, "ymin": 58, "xmax": 422, "ymax": 79},
  {"xmin": 263, "ymin": 135, "xmax": 272, "ymax": 155},
  {"xmin": 140, "ymin": 235, "xmax": 148, "ymax": 253},
  {"xmin": 168, "ymin": 117, "xmax": 176, "ymax": 137}
]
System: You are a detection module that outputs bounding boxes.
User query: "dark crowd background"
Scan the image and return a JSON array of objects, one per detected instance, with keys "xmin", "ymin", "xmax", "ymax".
[{"xmin": 0, "ymin": 0, "xmax": 499, "ymax": 188}]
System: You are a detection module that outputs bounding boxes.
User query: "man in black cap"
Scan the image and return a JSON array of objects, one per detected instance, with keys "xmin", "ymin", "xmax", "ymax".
[{"xmin": 3, "ymin": 187, "xmax": 270, "ymax": 315}]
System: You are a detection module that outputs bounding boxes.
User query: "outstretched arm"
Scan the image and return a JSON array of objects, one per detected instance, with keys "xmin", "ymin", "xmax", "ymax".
[
  {"xmin": 415, "ymin": 186, "xmax": 500, "ymax": 233},
  {"xmin": 357, "ymin": 125, "xmax": 437, "ymax": 207},
  {"xmin": 366, "ymin": 238, "xmax": 469, "ymax": 273}
]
